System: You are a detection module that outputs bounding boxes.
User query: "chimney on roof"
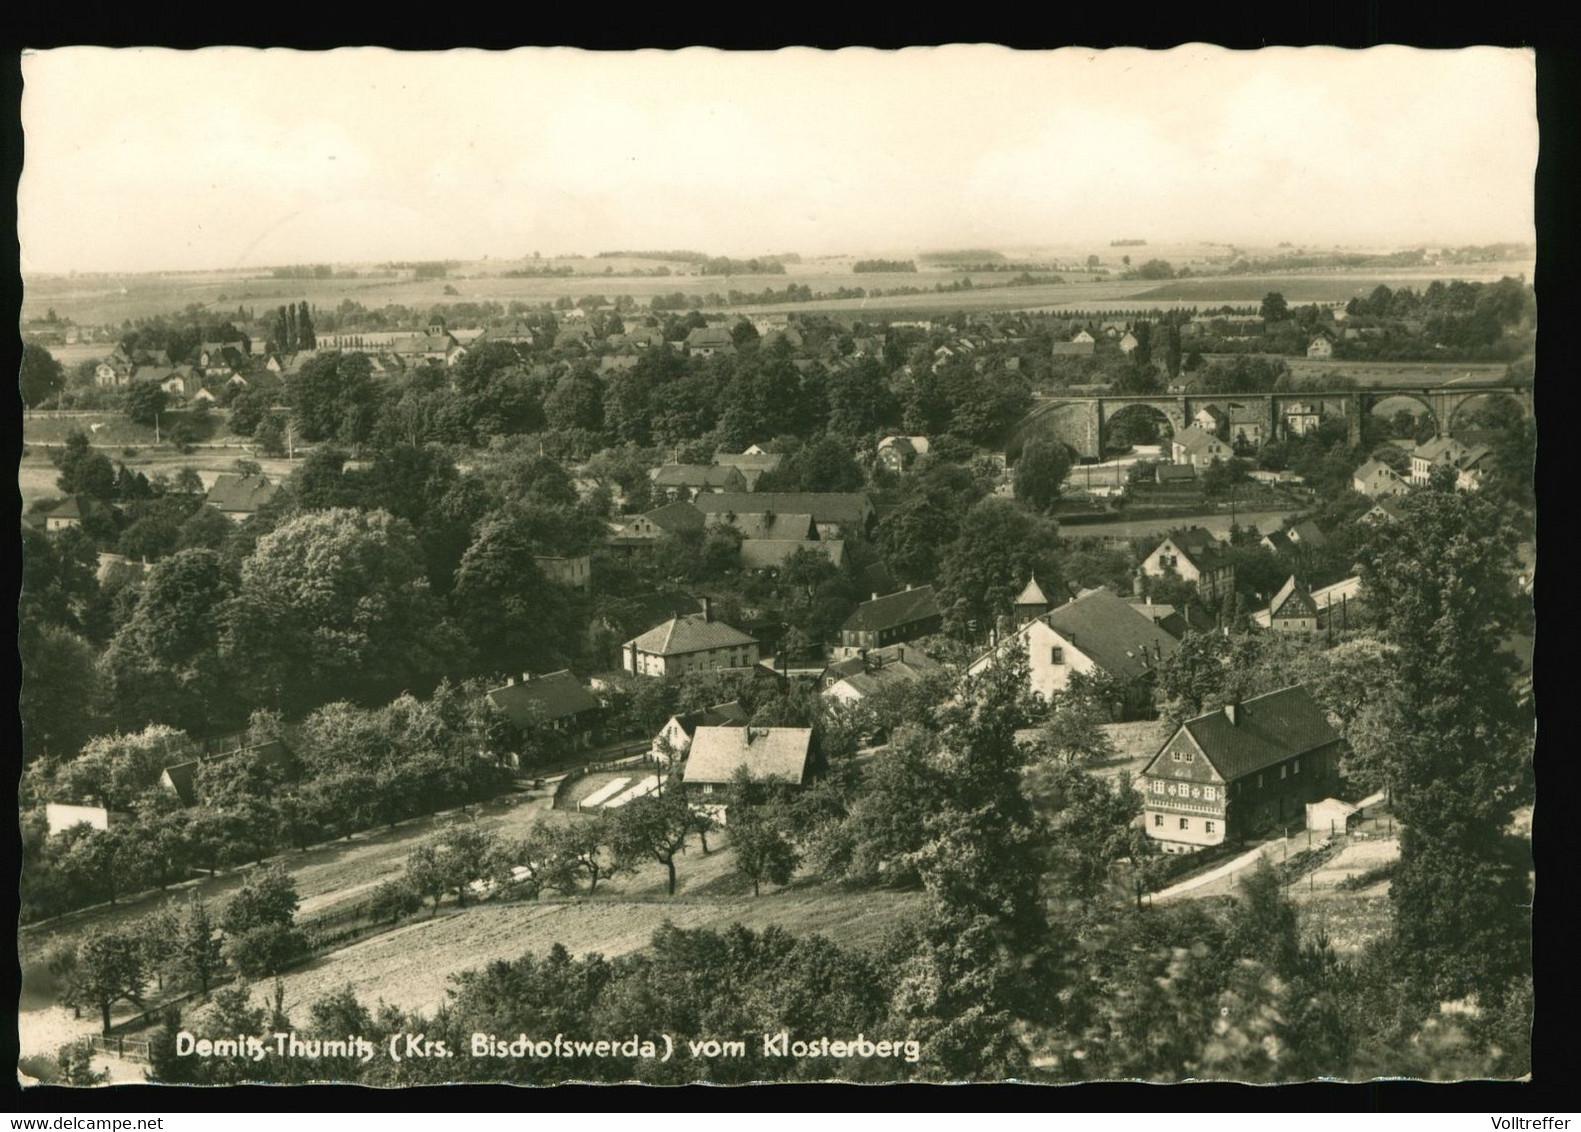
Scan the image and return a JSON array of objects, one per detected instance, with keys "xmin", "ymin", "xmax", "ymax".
[
  {"xmin": 871, "ymin": 592, "xmax": 880, "ymax": 602},
  {"xmin": 905, "ymin": 583, "xmax": 913, "ymax": 591},
  {"xmin": 506, "ymin": 675, "xmax": 516, "ymax": 686},
  {"xmin": 700, "ymin": 596, "xmax": 712, "ymax": 622},
  {"xmin": 521, "ymin": 672, "xmax": 531, "ymax": 684},
  {"xmin": 1224, "ymin": 699, "xmax": 1239, "ymax": 725}
]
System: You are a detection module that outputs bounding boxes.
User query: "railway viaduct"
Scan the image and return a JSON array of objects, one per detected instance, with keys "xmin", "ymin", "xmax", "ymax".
[{"xmin": 1005, "ymin": 385, "xmax": 1534, "ymax": 462}]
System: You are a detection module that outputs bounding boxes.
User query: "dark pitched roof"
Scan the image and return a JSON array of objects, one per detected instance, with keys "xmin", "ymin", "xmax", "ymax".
[
  {"xmin": 1290, "ymin": 520, "xmax": 1327, "ymax": 548},
  {"xmin": 1262, "ymin": 529, "xmax": 1295, "ymax": 555},
  {"xmin": 842, "ymin": 585, "xmax": 941, "ymax": 633},
  {"xmin": 205, "ymin": 473, "xmax": 278, "ymax": 514},
  {"xmin": 161, "ymin": 740, "xmax": 295, "ymax": 807},
  {"xmin": 694, "ymin": 492, "xmax": 872, "ymax": 527},
  {"xmin": 672, "ymin": 699, "xmax": 750, "ymax": 739},
  {"xmin": 1164, "ymin": 527, "xmax": 1231, "ymax": 572},
  {"xmin": 635, "ymin": 501, "xmax": 707, "ymax": 534},
  {"xmin": 1268, "ymin": 575, "xmax": 1318, "ymax": 620},
  {"xmin": 861, "ymin": 561, "xmax": 897, "ymax": 598},
  {"xmin": 1367, "ymin": 498, "xmax": 1409, "ymax": 521},
  {"xmin": 1044, "ymin": 588, "xmax": 1179, "ymax": 682},
  {"xmin": 1170, "ymin": 685, "xmax": 1341, "ymax": 780},
  {"xmin": 652, "ymin": 464, "xmax": 747, "ymax": 490},
  {"xmin": 485, "ymin": 670, "xmax": 599, "ymax": 729}
]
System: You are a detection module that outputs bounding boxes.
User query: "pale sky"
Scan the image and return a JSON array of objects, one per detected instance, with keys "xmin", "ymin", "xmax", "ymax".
[{"xmin": 18, "ymin": 45, "xmax": 1538, "ymax": 274}]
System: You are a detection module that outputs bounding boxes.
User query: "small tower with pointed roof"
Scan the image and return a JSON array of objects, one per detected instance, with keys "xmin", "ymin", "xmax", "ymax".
[{"xmin": 1013, "ymin": 573, "xmax": 1052, "ymax": 625}]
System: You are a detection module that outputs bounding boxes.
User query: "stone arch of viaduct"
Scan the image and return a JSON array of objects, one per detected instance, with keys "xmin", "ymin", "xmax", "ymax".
[{"xmin": 1006, "ymin": 386, "xmax": 1532, "ymax": 462}]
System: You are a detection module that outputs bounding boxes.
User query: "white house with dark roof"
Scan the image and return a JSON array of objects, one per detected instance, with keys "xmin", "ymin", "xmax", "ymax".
[
  {"xmin": 1139, "ymin": 685, "xmax": 1343, "ymax": 851},
  {"xmin": 820, "ymin": 644, "xmax": 942, "ymax": 706},
  {"xmin": 622, "ymin": 601, "xmax": 760, "ymax": 678},
  {"xmin": 1139, "ymin": 527, "xmax": 1236, "ymax": 604},
  {"xmin": 650, "ymin": 700, "xmax": 750, "ymax": 765},
  {"xmin": 967, "ymin": 587, "xmax": 1178, "ymax": 715}
]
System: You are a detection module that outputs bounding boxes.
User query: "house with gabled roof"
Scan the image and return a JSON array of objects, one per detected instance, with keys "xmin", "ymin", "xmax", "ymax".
[
  {"xmin": 684, "ymin": 326, "xmax": 737, "ymax": 357},
  {"xmin": 1170, "ymin": 426, "xmax": 1233, "ymax": 468},
  {"xmin": 1264, "ymin": 576, "xmax": 1319, "ymax": 634},
  {"xmin": 967, "ymin": 587, "xmax": 1178, "ymax": 717},
  {"xmin": 1353, "ymin": 458, "xmax": 1409, "ymax": 498},
  {"xmin": 840, "ymin": 585, "xmax": 942, "ymax": 655},
  {"xmin": 623, "ymin": 600, "xmax": 761, "ymax": 678},
  {"xmin": 160, "ymin": 740, "xmax": 297, "ymax": 807},
  {"xmin": 1411, "ymin": 435, "xmax": 1469, "ymax": 485},
  {"xmin": 1139, "ymin": 527, "xmax": 1236, "ymax": 604},
  {"xmin": 1455, "ymin": 444, "xmax": 1494, "ymax": 492},
  {"xmin": 820, "ymin": 644, "xmax": 942, "ymax": 706},
  {"xmin": 205, "ymin": 474, "xmax": 279, "ymax": 522},
  {"xmin": 485, "ymin": 669, "xmax": 601, "ymax": 753},
  {"xmin": 650, "ymin": 700, "xmax": 749, "ymax": 765},
  {"xmin": 651, "ymin": 463, "xmax": 749, "ymax": 501},
  {"xmin": 682, "ymin": 726, "xmax": 818, "ymax": 800},
  {"xmin": 712, "ymin": 451, "xmax": 786, "ymax": 489},
  {"xmin": 607, "ymin": 501, "xmax": 707, "ymax": 550},
  {"xmin": 1360, "ymin": 497, "xmax": 1409, "ymax": 525},
  {"xmin": 1139, "ymin": 685, "xmax": 1343, "ymax": 851}
]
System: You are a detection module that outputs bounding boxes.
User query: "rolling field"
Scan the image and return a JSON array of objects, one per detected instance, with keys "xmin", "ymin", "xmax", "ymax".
[{"xmin": 237, "ymin": 872, "xmax": 925, "ymax": 1024}]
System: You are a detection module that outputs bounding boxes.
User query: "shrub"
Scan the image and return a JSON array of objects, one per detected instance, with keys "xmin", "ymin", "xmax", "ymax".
[{"xmin": 225, "ymin": 922, "xmax": 310, "ymax": 978}]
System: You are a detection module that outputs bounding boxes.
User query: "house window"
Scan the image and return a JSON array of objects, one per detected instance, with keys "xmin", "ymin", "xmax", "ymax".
[
  {"xmin": 1172, "ymin": 751, "xmax": 1183, "ymax": 762},
  {"xmin": 702, "ymin": 784, "xmax": 714, "ymax": 795},
  {"xmin": 1051, "ymin": 647, "xmax": 1065, "ymax": 665},
  {"xmin": 1256, "ymin": 774, "xmax": 1263, "ymax": 788},
  {"xmin": 1205, "ymin": 821, "xmax": 1216, "ymax": 835},
  {"xmin": 1153, "ymin": 814, "xmax": 1163, "ymax": 827},
  {"xmin": 1280, "ymin": 765, "xmax": 1288, "ymax": 779},
  {"xmin": 1152, "ymin": 781, "xmax": 1165, "ymax": 795},
  {"xmin": 1178, "ymin": 817, "xmax": 1189, "ymax": 831},
  {"xmin": 1183, "ymin": 752, "xmax": 1195, "ymax": 763},
  {"xmin": 1203, "ymin": 786, "xmax": 1217, "ymax": 801},
  {"xmin": 1293, "ymin": 758, "xmax": 1300, "ymax": 774}
]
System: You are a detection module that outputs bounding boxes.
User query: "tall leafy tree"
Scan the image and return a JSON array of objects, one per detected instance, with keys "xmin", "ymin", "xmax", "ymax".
[
  {"xmin": 225, "ymin": 507, "xmax": 467, "ymax": 713},
  {"xmin": 1355, "ymin": 489, "xmax": 1533, "ymax": 1003}
]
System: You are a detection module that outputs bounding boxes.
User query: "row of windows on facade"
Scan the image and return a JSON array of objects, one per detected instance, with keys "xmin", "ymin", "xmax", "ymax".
[
  {"xmin": 1154, "ymin": 814, "xmax": 1215, "ymax": 834},
  {"xmin": 1156, "ymin": 755, "xmax": 1301, "ymax": 793}
]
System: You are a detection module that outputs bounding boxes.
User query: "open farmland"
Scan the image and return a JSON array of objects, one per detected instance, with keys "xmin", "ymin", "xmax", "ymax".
[{"xmin": 213, "ymin": 875, "xmax": 926, "ymax": 1024}]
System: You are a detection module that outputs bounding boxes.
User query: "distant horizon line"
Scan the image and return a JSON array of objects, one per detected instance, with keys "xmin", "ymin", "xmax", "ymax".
[{"xmin": 21, "ymin": 238, "xmax": 1538, "ymax": 279}]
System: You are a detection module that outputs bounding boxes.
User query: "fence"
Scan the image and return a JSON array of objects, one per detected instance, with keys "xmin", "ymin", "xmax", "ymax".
[
  {"xmin": 89, "ymin": 1034, "xmax": 152, "ymax": 1062},
  {"xmin": 553, "ymin": 753, "xmax": 662, "ymax": 811}
]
